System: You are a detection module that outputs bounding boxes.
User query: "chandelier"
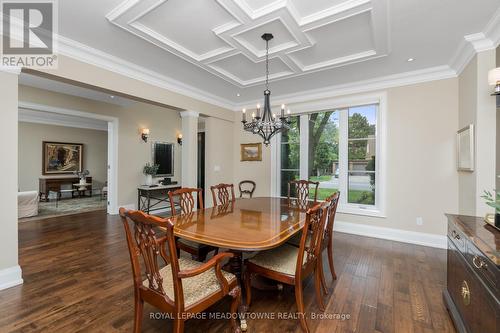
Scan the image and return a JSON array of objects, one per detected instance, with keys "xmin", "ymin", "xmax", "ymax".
[{"xmin": 241, "ymin": 33, "xmax": 291, "ymax": 146}]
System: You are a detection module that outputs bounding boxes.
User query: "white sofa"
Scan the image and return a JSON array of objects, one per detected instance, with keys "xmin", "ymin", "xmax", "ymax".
[{"xmin": 18, "ymin": 191, "xmax": 39, "ymax": 218}]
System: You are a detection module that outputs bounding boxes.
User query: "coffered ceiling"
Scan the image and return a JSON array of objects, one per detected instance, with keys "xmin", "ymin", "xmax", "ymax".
[
  {"xmin": 106, "ymin": 0, "xmax": 388, "ymax": 87},
  {"xmin": 53, "ymin": 0, "xmax": 500, "ymax": 107}
]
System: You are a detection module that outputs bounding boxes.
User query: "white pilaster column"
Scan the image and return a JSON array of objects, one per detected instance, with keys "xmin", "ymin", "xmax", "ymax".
[
  {"xmin": 180, "ymin": 111, "xmax": 199, "ymax": 189},
  {"xmin": 0, "ymin": 69, "xmax": 23, "ymax": 290}
]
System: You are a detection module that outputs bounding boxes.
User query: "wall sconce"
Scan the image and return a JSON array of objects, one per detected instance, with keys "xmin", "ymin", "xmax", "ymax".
[
  {"xmin": 488, "ymin": 67, "xmax": 500, "ymax": 96},
  {"xmin": 141, "ymin": 128, "xmax": 150, "ymax": 143},
  {"xmin": 177, "ymin": 133, "xmax": 183, "ymax": 145}
]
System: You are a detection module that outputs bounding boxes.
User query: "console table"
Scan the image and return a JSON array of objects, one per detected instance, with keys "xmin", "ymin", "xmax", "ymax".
[
  {"xmin": 137, "ymin": 184, "xmax": 181, "ymax": 214},
  {"xmin": 444, "ymin": 214, "xmax": 499, "ymax": 333},
  {"xmin": 39, "ymin": 176, "xmax": 92, "ymax": 201}
]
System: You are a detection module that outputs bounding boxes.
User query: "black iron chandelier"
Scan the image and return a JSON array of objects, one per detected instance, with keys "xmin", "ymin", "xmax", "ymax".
[{"xmin": 241, "ymin": 33, "xmax": 291, "ymax": 146}]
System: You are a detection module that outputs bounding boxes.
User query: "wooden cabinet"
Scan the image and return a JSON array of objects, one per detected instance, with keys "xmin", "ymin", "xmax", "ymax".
[
  {"xmin": 444, "ymin": 215, "xmax": 500, "ymax": 333},
  {"xmin": 39, "ymin": 176, "xmax": 92, "ymax": 201}
]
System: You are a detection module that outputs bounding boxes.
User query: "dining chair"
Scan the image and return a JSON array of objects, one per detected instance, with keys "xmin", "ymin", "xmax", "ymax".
[
  {"xmin": 318, "ymin": 192, "xmax": 340, "ymax": 295},
  {"xmin": 238, "ymin": 180, "xmax": 256, "ymax": 198},
  {"xmin": 244, "ymin": 202, "xmax": 328, "ymax": 333},
  {"xmin": 119, "ymin": 208, "xmax": 241, "ymax": 333},
  {"xmin": 169, "ymin": 188, "xmax": 218, "ymax": 261},
  {"xmin": 210, "ymin": 183, "xmax": 236, "ymax": 206},
  {"xmin": 287, "ymin": 192, "xmax": 340, "ymax": 294},
  {"xmin": 288, "ymin": 180, "xmax": 319, "ymax": 209}
]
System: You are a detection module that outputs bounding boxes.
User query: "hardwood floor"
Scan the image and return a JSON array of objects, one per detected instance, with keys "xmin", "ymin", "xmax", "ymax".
[{"xmin": 0, "ymin": 211, "xmax": 456, "ymax": 332}]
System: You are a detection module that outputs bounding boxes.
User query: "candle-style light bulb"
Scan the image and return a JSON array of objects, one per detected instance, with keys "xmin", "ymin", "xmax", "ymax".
[
  {"xmin": 256, "ymin": 103, "xmax": 261, "ymax": 119},
  {"xmin": 287, "ymin": 109, "xmax": 291, "ymax": 122},
  {"xmin": 242, "ymin": 108, "xmax": 246, "ymax": 122},
  {"xmin": 251, "ymin": 112, "xmax": 256, "ymax": 122},
  {"xmin": 281, "ymin": 104, "xmax": 285, "ymax": 118}
]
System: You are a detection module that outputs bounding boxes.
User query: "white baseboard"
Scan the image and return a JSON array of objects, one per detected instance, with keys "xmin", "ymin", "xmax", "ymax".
[
  {"xmin": 334, "ymin": 221, "xmax": 447, "ymax": 249},
  {"xmin": 0, "ymin": 265, "xmax": 23, "ymax": 291}
]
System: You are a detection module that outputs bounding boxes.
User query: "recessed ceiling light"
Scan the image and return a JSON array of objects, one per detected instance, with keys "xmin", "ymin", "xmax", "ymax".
[
  {"xmin": 236, "ymin": 93, "xmax": 241, "ymax": 97},
  {"xmin": 110, "ymin": 95, "xmax": 115, "ymax": 98},
  {"xmin": 407, "ymin": 58, "xmax": 414, "ymax": 62}
]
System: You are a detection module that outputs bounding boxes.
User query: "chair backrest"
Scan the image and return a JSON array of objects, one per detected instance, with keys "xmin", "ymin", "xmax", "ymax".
[
  {"xmin": 168, "ymin": 188, "xmax": 203, "ymax": 216},
  {"xmin": 324, "ymin": 192, "xmax": 340, "ymax": 246},
  {"xmin": 119, "ymin": 208, "xmax": 181, "ymax": 304},
  {"xmin": 288, "ymin": 180, "xmax": 319, "ymax": 209},
  {"xmin": 238, "ymin": 180, "xmax": 256, "ymax": 198},
  {"xmin": 295, "ymin": 201, "xmax": 328, "ymax": 277},
  {"xmin": 210, "ymin": 183, "xmax": 235, "ymax": 206}
]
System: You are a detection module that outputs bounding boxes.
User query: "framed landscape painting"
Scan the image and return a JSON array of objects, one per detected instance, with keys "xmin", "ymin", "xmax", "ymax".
[
  {"xmin": 42, "ymin": 141, "xmax": 83, "ymax": 175},
  {"xmin": 241, "ymin": 143, "xmax": 262, "ymax": 161}
]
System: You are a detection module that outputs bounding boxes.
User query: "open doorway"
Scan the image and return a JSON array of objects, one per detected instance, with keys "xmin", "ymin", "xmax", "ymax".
[{"xmin": 17, "ymin": 73, "xmax": 121, "ymax": 220}]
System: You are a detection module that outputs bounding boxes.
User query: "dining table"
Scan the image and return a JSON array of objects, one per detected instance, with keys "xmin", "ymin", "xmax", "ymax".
[
  {"xmin": 172, "ymin": 197, "xmax": 310, "ymax": 279},
  {"xmin": 170, "ymin": 196, "xmax": 312, "ymax": 330}
]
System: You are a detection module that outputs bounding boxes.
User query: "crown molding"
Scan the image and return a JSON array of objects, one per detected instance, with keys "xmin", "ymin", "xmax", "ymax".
[
  {"xmin": 19, "ymin": 108, "xmax": 108, "ymax": 131},
  {"xmin": 56, "ymin": 35, "xmax": 237, "ymax": 111},
  {"xmin": 235, "ymin": 65, "xmax": 456, "ymax": 110},
  {"xmin": 0, "ymin": 66, "xmax": 21, "ymax": 75}
]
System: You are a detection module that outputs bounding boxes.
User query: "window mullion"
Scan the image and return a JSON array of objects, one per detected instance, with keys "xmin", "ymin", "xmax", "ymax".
[
  {"xmin": 339, "ymin": 109, "xmax": 349, "ymax": 205},
  {"xmin": 299, "ymin": 114, "xmax": 309, "ymax": 181}
]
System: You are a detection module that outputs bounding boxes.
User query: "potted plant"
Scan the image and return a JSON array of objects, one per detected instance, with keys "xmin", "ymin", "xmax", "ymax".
[
  {"xmin": 74, "ymin": 170, "xmax": 90, "ymax": 185},
  {"xmin": 143, "ymin": 163, "xmax": 159, "ymax": 186},
  {"xmin": 481, "ymin": 190, "xmax": 500, "ymax": 228}
]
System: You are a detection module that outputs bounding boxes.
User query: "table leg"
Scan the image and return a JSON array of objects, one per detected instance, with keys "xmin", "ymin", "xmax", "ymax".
[{"xmin": 227, "ymin": 251, "xmax": 248, "ymax": 331}]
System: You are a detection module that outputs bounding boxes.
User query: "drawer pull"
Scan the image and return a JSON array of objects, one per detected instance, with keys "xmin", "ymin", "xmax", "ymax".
[
  {"xmin": 472, "ymin": 255, "xmax": 488, "ymax": 270},
  {"xmin": 451, "ymin": 230, "xmax": 461, "ymax": 240},
  {"xmin": 461, "ymin": 280, "xmax": 470, "ymax": 306}
]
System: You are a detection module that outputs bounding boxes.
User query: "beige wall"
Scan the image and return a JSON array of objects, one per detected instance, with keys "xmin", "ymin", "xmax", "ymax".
[
  {"xmin": 0, "ymin": 71, "xmax": 20, "ymax": 278},
  {"xmin": 232, "ymin": 114, "xmax": 272, "ymax": 199},
  {"xmin": 458, "ymin": 50, "xmax": 497, "ymax": 216},
  {"xmin": 18, "ymin": 122, "xmax": 108, "ymax": 191},
  {"xmin": 204, "ymin": 117, "xmax": 234, "ymax": 207},
  {"xmin": 233, "ymin": 78, "xmax": 460, "ymax": 236},
  {"xmin": 19, "ymin": 85, "xmax": 182, "ymax": 207}
]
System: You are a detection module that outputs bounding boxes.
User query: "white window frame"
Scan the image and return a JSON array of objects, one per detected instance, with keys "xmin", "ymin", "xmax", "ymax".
[{"xmin": 271, "ymin": 92, "xmax": 387, "ymax": 217}]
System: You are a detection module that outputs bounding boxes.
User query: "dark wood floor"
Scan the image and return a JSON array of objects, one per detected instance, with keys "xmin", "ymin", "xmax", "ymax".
[{"xmin": 0, "ymin": 211, "xmax": 456, "ymax": 332}]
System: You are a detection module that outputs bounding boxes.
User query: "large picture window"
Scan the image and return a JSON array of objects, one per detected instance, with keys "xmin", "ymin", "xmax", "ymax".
[{"xmin": 275, "ymin": 100, "xmax": 384, "ymax": 216}]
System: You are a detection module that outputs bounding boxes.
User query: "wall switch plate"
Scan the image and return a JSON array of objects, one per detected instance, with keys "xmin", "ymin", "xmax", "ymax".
[
  {"xmin": 214, "ymin": 165, "xmax": 221, "ymax": 172},
  {"xmin": 416, "ymin": 217, "xmax": 423, "ymax": 226}
]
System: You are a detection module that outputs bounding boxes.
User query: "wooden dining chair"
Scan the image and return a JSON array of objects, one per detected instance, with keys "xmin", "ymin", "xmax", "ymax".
[
  {"xmin": 318, "ymin": 192, "xmax": 340, "ymax": 295},
  {"xmin": 210, "ymin": 183, "xmax": 236, "ymax": 206},
  {"xmin": 169, "ymin": 188, "xmax": 218, "ymax": 261},
  {"xmin": 238, "ymin": 180, "xmax": 256, "ymax": 198},
  {"xmin": 119, "ymin": 208, "xmax": 241, "ymax": 333},
  {"xmin": 288, "ymin": 180, "xmax": 319, "ymax": 209},
  {"xmin": 244, "ymin": 202, "xmax": 328, "ymax": 333}
]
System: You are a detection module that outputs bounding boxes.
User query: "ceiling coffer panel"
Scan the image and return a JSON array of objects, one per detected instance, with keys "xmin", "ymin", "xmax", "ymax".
[{"xmin": 106, "ymin": 0, "xmax": 389, "ymax": 88}]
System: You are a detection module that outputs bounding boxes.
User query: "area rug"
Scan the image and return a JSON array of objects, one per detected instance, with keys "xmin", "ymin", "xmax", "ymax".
[{"xmin": 19, "ymin": 196, "xmax": 106, "ymax": 222}]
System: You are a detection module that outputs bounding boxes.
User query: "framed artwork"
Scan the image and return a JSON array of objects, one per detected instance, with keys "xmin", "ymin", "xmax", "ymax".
[
  {"xmin": 457, "ymin": 124, "xmax": 474, "ymax": 172},
  {"xmin": 241, "ymin": 143, "xmax": 262, "ymax": 161},
  {"xmin": 42, "ymin": 141, "xmax": 84, "ymax": 175}
]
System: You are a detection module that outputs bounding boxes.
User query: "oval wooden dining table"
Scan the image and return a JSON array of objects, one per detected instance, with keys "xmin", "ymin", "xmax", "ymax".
[
  {"xmin": 171, "ymin": 196, "xmax": 311, "ymax": 278},
  {"xmin": 170, "ymin": 197, "xmax": 312, "ymax": 331}
]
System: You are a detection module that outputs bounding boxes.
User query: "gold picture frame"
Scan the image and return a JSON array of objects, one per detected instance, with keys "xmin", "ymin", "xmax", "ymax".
[{"xmin": 240, "ymin": 143, "xmax": 262, "ymax": 161}]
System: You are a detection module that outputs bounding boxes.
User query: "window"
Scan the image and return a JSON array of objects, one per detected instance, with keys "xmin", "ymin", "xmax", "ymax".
[
  {"xmin": 279, "ymin": 116, "xmax": 300, "ymax": 197},
  {"xmin": 276, "ymin": 100, "xmax": 384, "ymax": 216}
]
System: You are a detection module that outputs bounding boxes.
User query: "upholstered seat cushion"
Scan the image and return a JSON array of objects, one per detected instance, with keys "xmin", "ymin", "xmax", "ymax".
[
  {"xmin": 143, "ymin": 257, "xmax": 236, "ymax": 307},
  {"xmin": 248, "ymin": 244, "xmax": 306, "ymax": 276}
]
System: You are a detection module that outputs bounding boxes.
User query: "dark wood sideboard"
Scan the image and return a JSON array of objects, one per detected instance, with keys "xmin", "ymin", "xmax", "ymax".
[
  {"xmin": 39, "ymin": 176, "xmax": 92, "ymax": 201},
  {"xmin": 444, "ymin": 214, "xmax": 500, "ymax": 333}
]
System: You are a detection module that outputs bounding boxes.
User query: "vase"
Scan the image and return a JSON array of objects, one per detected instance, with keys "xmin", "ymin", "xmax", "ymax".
[
  {"xmin": 79, "ymin": 178, "xmax": 86, "ymax": 185},
  {"xmin": 145, "ymin": 174, "xmax": 153, "ymax": 186}
]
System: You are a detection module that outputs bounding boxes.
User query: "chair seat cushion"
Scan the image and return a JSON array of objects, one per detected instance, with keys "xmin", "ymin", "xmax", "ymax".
[
  {"xmin": 143, "ymin": 257, "xmax": 236, "ymax": 307},
  {"xmin": 248, "ymin": 244, "xmax": 306, "ymax": 276}
]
